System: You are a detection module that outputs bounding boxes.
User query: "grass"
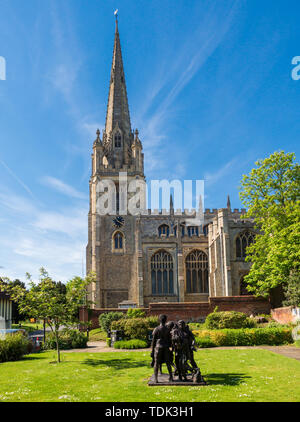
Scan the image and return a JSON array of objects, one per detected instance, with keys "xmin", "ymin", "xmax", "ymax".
[
  {"xmin": 88, "ymin": 328, "xmax": 107, "ymax": 342},
  {"xmin": 0, "ymin": 349, "xmax": 299, "ymax": 402},
  {"xmin": 12, "ymin": 322, "xmax": 45, "ymax": 333}
]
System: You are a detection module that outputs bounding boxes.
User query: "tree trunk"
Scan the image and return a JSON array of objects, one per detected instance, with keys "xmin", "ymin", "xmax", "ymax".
[{"xmin": 55, "ymin": 330, "xmax": 60, "ymax": 363}]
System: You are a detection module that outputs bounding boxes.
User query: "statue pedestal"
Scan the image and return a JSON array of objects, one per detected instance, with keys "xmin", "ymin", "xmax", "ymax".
[{"xmin": 148, "ymin": 373, "xmax": 207, "ymax": 386}]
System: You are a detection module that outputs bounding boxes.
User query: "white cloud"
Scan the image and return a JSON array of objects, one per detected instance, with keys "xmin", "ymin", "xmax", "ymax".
[
  {"xmin": 0, "ymin": 159, "xmax": 36, "ymax": 200},
  {"xmin": 134, "ymin": 3, "xmax": 239, "ymax": 177},
  {"xmin": 42, "ymin": 176, "xmax": 87, "ymax": 200},
  {"xmin": 33, "ymin": 208, "xmax": 87, "ymax": 237},
  {"xmin": 0, "ymin": 188, "xmax": 87, "ymax": 282},
  {"xmin": 204, "ymin": 158, "xmax": 238, "ymax": 187}
]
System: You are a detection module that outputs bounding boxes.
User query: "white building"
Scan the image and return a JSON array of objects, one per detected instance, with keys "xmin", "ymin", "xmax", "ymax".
[{"xmin": 0, "ymin": 292, "xmax": 12, "ymax": 329}]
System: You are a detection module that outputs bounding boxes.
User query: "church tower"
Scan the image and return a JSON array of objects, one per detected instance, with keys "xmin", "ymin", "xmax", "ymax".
[{"xmin": 87, "ymin": 17, "xmax": 145, "ymax": 308}]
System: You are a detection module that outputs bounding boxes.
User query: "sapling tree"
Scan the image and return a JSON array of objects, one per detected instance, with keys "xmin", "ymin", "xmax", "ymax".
[{"xmin": 0, "ymin": 268, "xmax": 95, "ymax": 363}]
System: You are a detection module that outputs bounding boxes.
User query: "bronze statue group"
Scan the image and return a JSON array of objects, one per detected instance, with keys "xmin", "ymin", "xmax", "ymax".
[{"xmin": 150, "ymin": 314, "xmax": 206, "ymax": 384}]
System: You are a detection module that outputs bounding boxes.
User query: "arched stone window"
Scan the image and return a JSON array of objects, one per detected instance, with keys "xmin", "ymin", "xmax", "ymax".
[
  {"xmin": 113, "ymin": 231, "xmax": 124, "ymax": 251},
  {"xmin": 185, "ymin": 250, "xmax": 209, "ymax": 293},
  {"xmin": 236, "ymin": 231, "xmax": 255, "ymax": 259},
  {"xmin": 151, "ymin": 250, "xmax": 174, "ymax": 295},
  {"xmin": 114, "ymin": 132, "xmax": 122, "ymax": 148},
  {"xmin": 158, "ymin": 224, "xmax": 169, "ymax": 237}
]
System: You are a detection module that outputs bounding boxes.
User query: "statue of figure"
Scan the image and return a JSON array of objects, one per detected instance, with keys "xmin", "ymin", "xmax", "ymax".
[
  {"xmin": 170, "ymin": 320, "xmax": 189, "ymax": 381},
  {"xmin": 150, "ymin": 314, "xmax": 174, "ymax": 383},
  {"xmin": 184, "ymin": 323, "xmax": 198, "ymax": 371},
  {"xmin": 170, "ymin": 320, "xmax": 205, "ymax": 384},
  {"xmin": 156, "ymin": 321, "xmax": 176, "ymax": 375}
]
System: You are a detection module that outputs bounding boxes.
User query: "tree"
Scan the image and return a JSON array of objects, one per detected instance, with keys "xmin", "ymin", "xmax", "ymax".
[
  {"xmin": 0, "ymin": 268, "xmax": 96, "ymax": 362},
  {"xmin": 283, "ymin": 271, "xmax": 300, "ymax": 308},
  {"xmin": 239, "ymin": 151, "xmax": 300, "ymax": 297}
]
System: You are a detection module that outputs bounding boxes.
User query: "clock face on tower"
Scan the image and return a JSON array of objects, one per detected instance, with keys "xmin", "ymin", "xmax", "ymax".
[{"xmin": 113, "ymin": 216, "xmax": 124, "ymax": 228}]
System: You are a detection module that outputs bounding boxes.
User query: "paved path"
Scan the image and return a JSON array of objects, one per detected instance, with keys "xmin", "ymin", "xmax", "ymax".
[
  {"xmin": 253, "ymin": 345, "xmax": 300, "ymax": 361},
  {"xmin": 64, "ymin": 341, "xmax": 151, "ymax": 353},
  {"xmin": 63, "ymin": 341, "xmax": 300, "ymax": 361}
]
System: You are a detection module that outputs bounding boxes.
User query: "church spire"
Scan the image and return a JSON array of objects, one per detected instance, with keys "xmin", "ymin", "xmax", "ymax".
[
  {"xmin": 227, "ymin": 194, "xmax": 231, "ymax": 211},
  {"xmin": 105, "ymin": 16, "xmax": 132, "ymax": 138}
]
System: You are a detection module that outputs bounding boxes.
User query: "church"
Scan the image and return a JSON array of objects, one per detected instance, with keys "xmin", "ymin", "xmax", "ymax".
[{"xmin": 86, "ymin": 20, "xmax": 256, "ymax": 310}]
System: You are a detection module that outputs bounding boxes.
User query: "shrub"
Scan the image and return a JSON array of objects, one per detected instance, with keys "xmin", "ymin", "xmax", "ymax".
[
  {"xmin": 0, "ymin": 332, "xmax": 31, "ymax": 363},
  {"xmin": 192, "ymin": 327, "xmax": 293, "ymax": 347},
  {"xmin": 44, "ymin": 329, "xmax": 88, "ymax": 350},
  {"xmin": 113, "ymin": 339, "xmax": 148, "ymax": 349},
  {"xmin": 145, "ymin": 316, "xmax": 159, "ymax": 329},
  {"xmin": 124, "ymin": 318, "xmax": 149, "ymax": 341},
  {"xmin": 98, "ymin": 312, "xmax": 125, "ymax": 333},
  {"xmin": 194, "ymin": 336, "xmax": 216, "ymax": 348},
  {"xmin": 106, "ymin": 337, "xmax": 111, "ymax": 347},
  {"xmin": 205, "ymin": 310, "xmax": 256, "ymax": 329},
  {"xmin": 266, "ymin": 321, "xmax": 293, "ymax": 329},
  {"xmin": 111, "ymin": 316, "xmax": 159, "ymax": 341},
  {"xmin": 126, "ymin": 308, "xmax": 146, "ymax": 318},
  {"xmin": 111, "ymin": 318, "xmax": 127, "ymax": 332}
]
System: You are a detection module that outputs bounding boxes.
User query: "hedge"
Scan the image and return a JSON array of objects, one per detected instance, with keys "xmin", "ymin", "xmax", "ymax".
[
  {"xmin": 44, "ymin": 329, "xmax": 88, "ymax": 350},
  {"xmin": 111, "ymin": 316, "xmax": 159, "ymax": 341},
  {"xmin": 0, "ymin": 332, "xmax": 32, "ymax": 363},
  {"xmin": 113, "ymin": 339, "xmax": 148, "ymax": 349},
  {"xmin": 193, "ymin": 327, "xmax": 293, "ymax": 347},
  {"xmin": 205, "ymin": 310, "xmax": 256, "ymax": 329}
]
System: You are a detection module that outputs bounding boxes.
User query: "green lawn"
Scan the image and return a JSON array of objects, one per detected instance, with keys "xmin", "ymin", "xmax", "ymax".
[
  {"xmin": 0, "ymin": 349, "xmax": 299, "ymax": 402},
  {"xmin": 12, "ymin": 322, "xmax": 45, "ymax": 333},
  {"xmin": 89, "ymin": 328, "xmax": 107, "ymax": 341}
]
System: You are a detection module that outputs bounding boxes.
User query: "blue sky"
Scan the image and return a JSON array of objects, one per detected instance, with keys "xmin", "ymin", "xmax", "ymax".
[{"xmin": 0, "ymin": 0, "xmax": 299, "ymax": 282}]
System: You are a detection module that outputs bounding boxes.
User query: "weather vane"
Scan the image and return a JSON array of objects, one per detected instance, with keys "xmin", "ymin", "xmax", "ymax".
[{"xmin": 114, "ymin": 9, "xmax": 118, "ymax": 23}]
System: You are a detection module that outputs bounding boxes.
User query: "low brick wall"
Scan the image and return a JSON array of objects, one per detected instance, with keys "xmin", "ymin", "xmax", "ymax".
[
  {"xmin": 209, "ymin": 296, "xmax": 271, "ymax": 316},
  {"xmin": 271, "ymin": 306, "xmax": 299, "ymax": 324},
  {"xmin": 81, "ymin": 295, "xmax": 271, "ymax": 329},
  {"xmin": 148, "ymin": 302, "xmax": 210, "ymax": 322}
]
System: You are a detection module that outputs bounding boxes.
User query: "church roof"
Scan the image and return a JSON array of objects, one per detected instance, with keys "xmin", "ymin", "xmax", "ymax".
[{"xmin": 105, "ymin": 18, "xmax": 132, "ymax": 138}]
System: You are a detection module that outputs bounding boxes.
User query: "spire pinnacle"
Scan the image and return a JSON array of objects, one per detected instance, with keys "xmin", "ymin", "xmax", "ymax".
[
  {"xmin": 227, "ymin": 195, "xmax": 231, "ymax": 211},
  {"xmin": 105, "ymin": 11, "xmax": 131, "ymax": 138}
]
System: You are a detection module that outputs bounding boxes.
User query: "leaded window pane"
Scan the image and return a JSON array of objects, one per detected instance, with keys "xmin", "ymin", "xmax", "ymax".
[
  {"xmin": 185, "ymin": 250, "xmax": 209, "ymax": 293},
  {"xmin": 151, "ymin": 250, "xmax": 174, "ymax": 295},
  {"xmin": 236, "ymin": 231, "xmax": 255, "ymax": 259}
]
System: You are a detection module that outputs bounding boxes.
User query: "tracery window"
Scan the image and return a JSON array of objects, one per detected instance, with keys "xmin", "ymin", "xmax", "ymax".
[
  {"xmin": 158, "ymin": 224, "xmax": 169, "ymax": 237},
  {"xmin": 114, "ymin": 132, "xmax": 122, "ymax": 148},
  {"xmin": 113, "ymin": 231, "xmax": 124, "ymax": 250},
  {"xmin": 185, "ymin": 250, "xmax": 209, "ymax": 294},
  {"xmin": 236, "ymin": 231, "xmax": 255, "ymax": 259},
  {"xmin": 151, "ymin": 250, "xmax": 174, "ymax": 295}
]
